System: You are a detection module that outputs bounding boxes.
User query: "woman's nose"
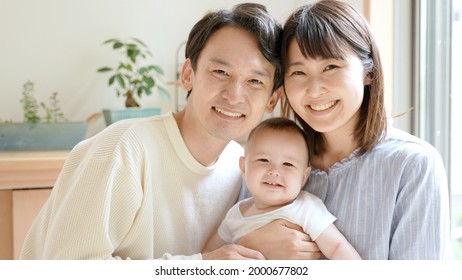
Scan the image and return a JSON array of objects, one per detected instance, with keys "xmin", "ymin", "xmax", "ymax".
[{"xmin": 305, "ymin": 77, "xmax": 325, "ymax": 97}]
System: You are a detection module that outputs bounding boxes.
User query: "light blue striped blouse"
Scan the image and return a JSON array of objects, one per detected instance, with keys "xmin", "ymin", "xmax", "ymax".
[{"xmin": 304, "ymin": 127, "xmax": 452, "ymax": 259}]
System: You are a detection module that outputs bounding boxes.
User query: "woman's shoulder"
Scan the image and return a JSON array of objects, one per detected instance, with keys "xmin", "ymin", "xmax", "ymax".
[{"xmin": 372, "ymin": 126, "xmax": 443, "ymax": 163}]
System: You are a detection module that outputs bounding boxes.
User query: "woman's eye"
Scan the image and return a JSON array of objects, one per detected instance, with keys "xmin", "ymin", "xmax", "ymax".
[
  {"xmin": 324, "ymin": 64, "xmax": 339, "ymax": 71},
  {"xmin": 290, "ymin": 70, "xmax": 305, "ymax": 76}
]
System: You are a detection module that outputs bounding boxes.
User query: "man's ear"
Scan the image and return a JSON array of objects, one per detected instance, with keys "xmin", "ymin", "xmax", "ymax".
[
  {"xmin": 302, "ymin": 166, "xmax": 311, "ymax": 186},
  {"xmin": 181, "ymin": 58, "xmax": 193, "ymax": 92},
  {"xmin": 239, "ymin": 156, "xmax": 246, "ymax": 177},
  {"xmin": 265, "ymin": 86, "xmax": 282, "ymax": 113}
]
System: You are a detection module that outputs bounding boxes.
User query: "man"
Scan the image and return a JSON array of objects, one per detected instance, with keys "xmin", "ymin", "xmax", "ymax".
[{"xmin": 20, "ymin": 3, "xmax": 283, "ymax": 260}]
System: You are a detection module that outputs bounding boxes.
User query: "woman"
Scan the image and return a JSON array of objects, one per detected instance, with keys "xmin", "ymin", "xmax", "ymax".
[{"xmin": 241, "ymin": 0, "xmax": 452, "ymax": 260}]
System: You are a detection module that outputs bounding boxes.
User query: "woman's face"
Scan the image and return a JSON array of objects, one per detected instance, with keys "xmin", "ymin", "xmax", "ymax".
[{"xmin": 284, "ymin": 40, "xmax": 367, "ymax": 136}]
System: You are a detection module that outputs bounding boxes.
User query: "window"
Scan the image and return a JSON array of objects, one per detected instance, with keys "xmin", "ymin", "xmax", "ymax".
[
  {"xmin": 413, "ymin": 0, "xmax": 461, "ymax": 259},
  {"xmin": 450, "ymin": 0, "xmax": 462, "ymax": 259}
]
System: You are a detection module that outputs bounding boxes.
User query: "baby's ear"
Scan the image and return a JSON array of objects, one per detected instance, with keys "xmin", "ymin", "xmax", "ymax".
[{"xmin": 302, "ymin": 166, "xmax": 311, "ymax": 185}]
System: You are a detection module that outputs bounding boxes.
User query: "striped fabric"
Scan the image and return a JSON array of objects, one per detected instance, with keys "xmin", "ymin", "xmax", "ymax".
[{"xmin": 305, "ymin": 127, "xmax": 452, "ymax": 259}]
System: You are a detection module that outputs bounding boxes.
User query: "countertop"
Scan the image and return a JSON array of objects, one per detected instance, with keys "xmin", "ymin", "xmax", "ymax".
[{"xmin": 0, "ymin": 151, "xmax": 69, "ymax": 190}]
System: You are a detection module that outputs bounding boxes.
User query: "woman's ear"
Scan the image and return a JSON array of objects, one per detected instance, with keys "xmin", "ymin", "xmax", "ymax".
[
  {"xmin": 181, "ymin": 58, "xmax": 193, "ymax": 91},
  {"xmin": 364, "ymin": 72, "xmax": 373, "ymax": 86},
  {"xmin": 265, "ymin": 86, "xmax": 282, "ymax": 113}
]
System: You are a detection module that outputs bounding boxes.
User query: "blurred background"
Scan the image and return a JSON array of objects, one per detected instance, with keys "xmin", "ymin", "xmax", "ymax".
[{"xmin": 0, "ymin": 0, "xmax": 460, "ymax": 259}]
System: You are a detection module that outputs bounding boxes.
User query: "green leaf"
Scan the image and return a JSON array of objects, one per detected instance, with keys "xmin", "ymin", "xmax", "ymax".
[
  {"xmin": 113, "ymin": 42, "xmax": 123, "ymax": 49},
  {"xmin": 103, "ymin": 38, "xmax": 119, "ymax": 45},
  {"xmin": 157, "ymin": 85, "xmax": 170, "ymax": 101},
  {"xmin": 143, "ymin": 76, "xmax": 155, "ymax": 87},
  {"xmin": 132, "ymin": 37, "xmax": 147, "ymax": 48},
  {"xmin": 116, "ymin": 75, "xmax": 126, "ymax": 89},
  {"xmin": 138, "ymin": 66, "xmax": 147, "ymax": 74},
  {"xmin": 119, "ymin": 63, "xmax": 132, "ymax": 71},
  {"xmin": 152, "ymin": 65, "xmax": 164, "ymax": 75},
  {"xmin": 97, "ymin": 67, "xmax": 112, "ymax": 72},
  {"xmin": 137, "ymin": 87, "xmax": 145, "ymax": 97},
  {"xmin": 109, "ymin": 75, "xmax": 116, "ymax": 86},
  {"xmin": 127, "ymin": 49, "xmax": 140, "ymax": 63}
]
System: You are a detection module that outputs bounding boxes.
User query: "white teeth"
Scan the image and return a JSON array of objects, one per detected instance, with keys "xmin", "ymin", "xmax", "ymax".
[
  {"xmin": 310, "ymin": 101, "xmax": 337, "ymax": 111},
  {"xmin": 215, "ymin": 107, "xmax": 243, "ymax": 117}
]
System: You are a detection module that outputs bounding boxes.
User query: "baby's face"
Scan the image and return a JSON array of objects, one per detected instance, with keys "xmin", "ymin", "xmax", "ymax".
[{"xmin": 240, "ymin": 128, "xmax": 310, "ymax": 209}]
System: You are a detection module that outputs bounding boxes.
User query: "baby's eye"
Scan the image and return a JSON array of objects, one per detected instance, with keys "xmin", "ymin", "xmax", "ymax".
[
  {"xmin": 283, "ymin": 162, "xmax": 295, "ymax": 167},
  {"xmin": 257, "ymin": 158, "xmax": 269, "ymax": 163}
]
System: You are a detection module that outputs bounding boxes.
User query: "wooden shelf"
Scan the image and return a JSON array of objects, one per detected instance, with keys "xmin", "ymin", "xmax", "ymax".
[
  {"xmin": 0, "ymin": 151, "xmax": 68, "ymax": 259},
  {"xmin": 0, "ymin": 151, "xmax": 69, "ymax": 190}
]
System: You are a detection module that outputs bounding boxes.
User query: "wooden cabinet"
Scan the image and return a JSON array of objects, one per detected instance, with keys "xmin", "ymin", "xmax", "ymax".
[{"xmin": 0, "ymin": 151, "xmax": 68, "ymax": 259}]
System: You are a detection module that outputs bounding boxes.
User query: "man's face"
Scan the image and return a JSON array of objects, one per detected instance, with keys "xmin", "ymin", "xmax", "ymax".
[{"xmin": 181, "ymin": 26, "xmax": 280, "ymax": 142}]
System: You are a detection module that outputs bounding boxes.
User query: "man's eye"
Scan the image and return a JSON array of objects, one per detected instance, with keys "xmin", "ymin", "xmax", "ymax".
[
  {"xmin": 249, "ymin": 79, "xmax": 263, "ymax": 85},
  {"xmin": 213, "ymin": 69, "xmax": 228, "ymax": 76}
]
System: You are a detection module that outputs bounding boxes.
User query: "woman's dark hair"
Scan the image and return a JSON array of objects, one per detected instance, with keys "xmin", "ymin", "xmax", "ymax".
[{"xmin": 281, "ymin": 0, "xmax": 387, "ymax": 156}]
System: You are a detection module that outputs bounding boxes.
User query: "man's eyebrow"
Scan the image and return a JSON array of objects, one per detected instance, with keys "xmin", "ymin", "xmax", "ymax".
[
  {"xmin": 252, "ymin": 69, "xmax": 271, "ymax": 78},
  {"xmin": 209, "ymin": 57, "xmax": 231, "ymax": 67},
  {"xmin": 209, "ymin": 57, "xmax": 271, "ymax": 78}
]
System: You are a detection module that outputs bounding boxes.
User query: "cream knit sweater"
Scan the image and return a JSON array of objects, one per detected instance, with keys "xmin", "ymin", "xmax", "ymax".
[{"xmin": 20, "ymin": 113, "xmax": 243, "ymax": 259}]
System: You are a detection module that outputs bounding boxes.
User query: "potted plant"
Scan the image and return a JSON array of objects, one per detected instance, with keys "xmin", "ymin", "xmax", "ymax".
[
  {"xmin": 0, "ymin": 81, "xmax": 88, "ymax": 151},
  {"xmin": 97, "ymin": 37, "xmax": 170, "ymax": 125}
]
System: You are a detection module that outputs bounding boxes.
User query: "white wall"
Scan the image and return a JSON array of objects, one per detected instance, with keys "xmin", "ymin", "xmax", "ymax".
[{"xmin": 0, "ymin": 0, "xmax": 364, "ymax": 136}]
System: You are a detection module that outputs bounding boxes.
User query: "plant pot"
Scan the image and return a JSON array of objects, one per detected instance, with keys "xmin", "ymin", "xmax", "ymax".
[
  {"xmin": 0, "ymin": 122, "xmax": 88, "ymax": 151},
  {"xmin": 102, "ymin": 107, "xmax": 162, "ymax": 126}
]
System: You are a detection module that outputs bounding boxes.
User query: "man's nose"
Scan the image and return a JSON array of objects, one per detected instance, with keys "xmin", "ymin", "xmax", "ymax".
[{"xmin": 222, "ymin": 81, "xmax": 245, "ymax": 104}]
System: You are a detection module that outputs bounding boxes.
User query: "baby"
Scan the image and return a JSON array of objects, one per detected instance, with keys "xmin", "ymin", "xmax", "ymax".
[{"xmin": 203, "ymin": 117, "xmax": 361, "ymax": 260}]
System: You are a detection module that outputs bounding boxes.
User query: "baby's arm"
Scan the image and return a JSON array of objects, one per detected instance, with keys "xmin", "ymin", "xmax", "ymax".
[{"xmin": 315, "ymin": 224, "xmax": 362, "ymax": 260}]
